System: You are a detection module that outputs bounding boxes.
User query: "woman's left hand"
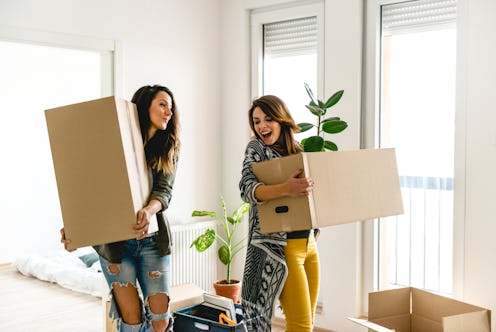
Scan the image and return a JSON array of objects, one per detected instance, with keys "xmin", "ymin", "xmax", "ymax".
[{"xmin": 134, "ymin": 207, "xmax": 152, "ymax": 240}]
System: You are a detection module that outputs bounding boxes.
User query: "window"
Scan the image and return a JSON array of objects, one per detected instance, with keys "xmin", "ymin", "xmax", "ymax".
[
  {"xmin": 0, "ymin": 29, "xmax": 116, "ymax": 262},
  {"xmin": 251, "ymin": 2, "xmax": 324, "ymax": 140},
  {"xmin": 375, "ymin": 0, "xmax": 457, "ymax": 295}
]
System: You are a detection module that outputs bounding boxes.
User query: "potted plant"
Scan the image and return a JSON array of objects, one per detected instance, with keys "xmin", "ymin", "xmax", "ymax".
[
  {"xmin": 190, "ymin": 195, "xmax": 249, "ymax": 303},
  {"xmin": 297, "ymin": 83, "xmax": 348, "ymax": 151}
]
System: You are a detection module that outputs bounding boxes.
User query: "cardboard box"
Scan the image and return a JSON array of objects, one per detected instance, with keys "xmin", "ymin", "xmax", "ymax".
[
  {"xmin": 349, "ymin": 287, "xmax": 491, "ymax": 332},
  {"xmin": 170, "ymin": 284, "xmax": 205, "ymax": 312},
  {"xmin": 252, "ymin": 148, "xmax": 403, "ymax": 233},
  {"xmin": 45, "ymin": 96, "xmax": 157, "ymax": 250}
]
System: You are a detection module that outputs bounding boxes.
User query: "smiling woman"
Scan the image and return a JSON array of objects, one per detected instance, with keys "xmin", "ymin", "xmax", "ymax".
[{"xmin": 0, "ymin": 31, "xmax": 115, "ymax": 264}]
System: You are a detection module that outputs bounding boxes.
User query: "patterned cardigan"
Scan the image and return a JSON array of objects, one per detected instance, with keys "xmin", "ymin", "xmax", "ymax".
[{"xmin": 239, "ymin": 139, "xmax": 288, "ymax": 331}]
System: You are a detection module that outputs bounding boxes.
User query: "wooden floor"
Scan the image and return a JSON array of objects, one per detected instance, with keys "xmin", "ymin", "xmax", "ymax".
[
  {"xmin": 0, "ymin": 264, "xmax": 331, "ymax": 331},
  {"xmin": 0, "ymin": 264, "xmax": 102, "ymax": 331}
]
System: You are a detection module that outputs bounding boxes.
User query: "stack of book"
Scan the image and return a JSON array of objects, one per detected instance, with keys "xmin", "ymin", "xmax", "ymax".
[{"xmin": 187, "ymin": 293, "xmax": 237, "ymax": 325}]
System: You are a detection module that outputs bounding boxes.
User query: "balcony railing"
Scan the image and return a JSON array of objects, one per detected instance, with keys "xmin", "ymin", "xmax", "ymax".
[{"xmin": 380, "ymin": 175, "xmax": 453, "ymax": 295}]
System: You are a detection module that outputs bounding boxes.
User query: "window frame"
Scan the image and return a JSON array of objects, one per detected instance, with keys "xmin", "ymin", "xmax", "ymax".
[
  {"xmin": 250, "ymin": 1, "xmax": 325, "ymax": 100},
  {"xmin": 0, "ymin": 25, "xmax": 121, "ymax": 96},
  {"xmin": 362, "ymin": 0, "xmax": 463, "ymax": 303}
]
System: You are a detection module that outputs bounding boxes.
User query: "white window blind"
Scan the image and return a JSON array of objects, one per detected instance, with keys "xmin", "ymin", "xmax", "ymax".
[
  {"xmin": 382, "ymin": 0, "xmax": 457, "ymax": 35},
  {"xmin": 264, "ymin": 16, "xmax": 317, "ymax": 58}
]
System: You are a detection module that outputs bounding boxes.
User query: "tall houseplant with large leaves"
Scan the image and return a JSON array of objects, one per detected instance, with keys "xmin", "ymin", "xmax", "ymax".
[
  {"xmin": 190, "ymin": 195, "xmax": 249, "ymax": 302},
  {"xmin": 297, "ymin": 83, "xmax": 348, "ymax": 151}
]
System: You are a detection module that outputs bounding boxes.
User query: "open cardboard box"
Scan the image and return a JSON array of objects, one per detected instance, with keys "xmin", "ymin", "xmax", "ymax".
[
  {"xmin": 349, "ymin": 287, "xmax": 491, "ymax": 332},
  {"xmin": 252, "ymin": 148, "xmax": 404, "ymax": 233},
  {"xmin": 45, "ymin": 96, "xmax": 157, "ymax": 250}
]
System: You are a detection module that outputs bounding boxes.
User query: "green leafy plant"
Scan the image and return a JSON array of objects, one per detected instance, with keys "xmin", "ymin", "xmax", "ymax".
[
  {"xmin": 297, "ymin": 83, "xmax": 348, "ymax": 152},
  {"xmin": 190, "ymin": 195, "xmax": 250, "ymax": 284}
]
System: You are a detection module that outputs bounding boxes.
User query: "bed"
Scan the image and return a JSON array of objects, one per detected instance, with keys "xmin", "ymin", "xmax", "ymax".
[{"xmin": 13, "ymin": 248, "xmax": 104, "ymax": 298}]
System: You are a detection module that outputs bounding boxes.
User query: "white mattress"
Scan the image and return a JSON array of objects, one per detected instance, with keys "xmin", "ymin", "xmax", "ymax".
[{"xmin": 13, "ymin": 249, "xmax": 103, "ymax": 298}]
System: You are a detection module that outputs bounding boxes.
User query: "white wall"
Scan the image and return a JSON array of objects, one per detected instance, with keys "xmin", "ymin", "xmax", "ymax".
[
  {"xmin": 0, "ymin": 0, "xmax": 222, "ymax": 257},
  {"xmin": 455, "ymin": 0, "xmax": 496, "ymax": 330},
  {"xmin": 219, "ymin": 0, "xmax": 252, "ymax": 282}
]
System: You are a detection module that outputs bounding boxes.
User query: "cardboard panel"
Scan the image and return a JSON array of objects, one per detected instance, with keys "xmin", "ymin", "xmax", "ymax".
[
  {"xmin": 114, "ymin": 97, "xmax": 157, "ymax": 234},
  {"xmin": 252, "ymin": 154, "xmax": 313, "ymax": 233},
  {"xmin": 371, "ymin": 316, "xmax": 411, "ymax": 332},
  {"xmin": 307, "ymin": 149, "xmax": 404, "ymax": 227},
  {"xmin": 45, "ymin": 96, "xmax": 156, "ymax": 250},
  {"xmin": 411, "ymin": 313, "xmax": 443, "ymax": 332},
  {"xmin": 412, "ymin": 288, "xmax": 486, "ymax": 323},
  {"xmin": 170, "ymin": 284, "xmax": 204, "ymax": 312},
  {"xmin": 252, "ymin": 149, "xmax": 403, "ymax": 233},
  {"xmin": 369, "ymin": 287, "xmax": 411, "ymax": 319},
  {"xmin": 347, "ymin": 318, "xmax": 395, "ymax": 332},
  {"xmin": 442, "ymin": 311, "xmax": 491, "ymax": 332}
]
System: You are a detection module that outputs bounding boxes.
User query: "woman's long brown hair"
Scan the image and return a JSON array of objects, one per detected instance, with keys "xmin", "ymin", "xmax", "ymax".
[
  {"xmin": 248, "ymin": 95, "xmax": 301, "ymax": 156},
  {"xmin": 131, "ymin": 85, "xmax": 181, "ymax": 173}
]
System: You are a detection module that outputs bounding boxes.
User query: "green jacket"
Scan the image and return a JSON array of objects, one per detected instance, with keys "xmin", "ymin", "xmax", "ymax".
[{"xmin": 93, "ymin": 166, "xmax": 176, "ymax": 263}]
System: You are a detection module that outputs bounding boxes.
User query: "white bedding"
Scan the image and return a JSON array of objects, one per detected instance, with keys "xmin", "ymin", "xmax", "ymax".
[{"xmin": 13, "ymin": 249, "xmax": 104, "ymax": 298}]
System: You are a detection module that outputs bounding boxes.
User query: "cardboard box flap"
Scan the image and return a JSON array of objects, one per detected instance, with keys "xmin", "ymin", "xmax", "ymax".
[
  {"xmin": 442, "ymin": 310, "xmax": 491, "ymax": 332},
  {"xmin": 412, "ymin": 288, "xmax": 487, "ymax": 323},
  {"xmin": 253, "ymin": 153, "xmax": 303, "ymax": 184},
  {"xmin": 369, "ymin": 287, "xmax": 411, "ymax": 319},
  {"xmin": 371, "ymin": 316, "xmax": 410, "ymax": 332},
  {"xmin": 348, "ymin": 317, "xmax": 396, "ymax": 332}
]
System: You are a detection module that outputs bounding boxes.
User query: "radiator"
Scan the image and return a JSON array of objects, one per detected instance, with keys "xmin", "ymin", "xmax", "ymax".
[{"xmin": 170, "ymin": 221, "xmax": 217, "ymax": 292}]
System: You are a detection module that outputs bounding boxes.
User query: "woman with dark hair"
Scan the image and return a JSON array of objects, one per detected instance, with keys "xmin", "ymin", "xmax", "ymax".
[
  {"xmin": 239, "ymin": 95, "xmax": 320, "ymax": 331},
  {"xmin": 61, "ymin": 84, "xmax": 180, "ymax": 332}
]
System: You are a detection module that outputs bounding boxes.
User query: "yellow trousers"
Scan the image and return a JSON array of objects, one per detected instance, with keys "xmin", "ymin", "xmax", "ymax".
[{"xmin": 279, "ymin": 234, "xmax": 320, "ymax": 332}]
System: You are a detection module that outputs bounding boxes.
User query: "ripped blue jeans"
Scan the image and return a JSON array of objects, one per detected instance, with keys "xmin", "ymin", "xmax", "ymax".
[{"xmin": 99, "ymin": 236, "xmax": 171, "ymax": 332}]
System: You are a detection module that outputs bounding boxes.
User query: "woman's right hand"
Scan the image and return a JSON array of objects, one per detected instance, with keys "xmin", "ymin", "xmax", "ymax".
[
  {"xmin": 285, "ymin": 169, "xmax": 314, "ymax": 197},
  {"xmin": 60, "ymin": 228, "xmax": 75, "ymax": 252},
  {"xmin": 254, "ymin": 169, "xmax": 315, "ymax": 201}
]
